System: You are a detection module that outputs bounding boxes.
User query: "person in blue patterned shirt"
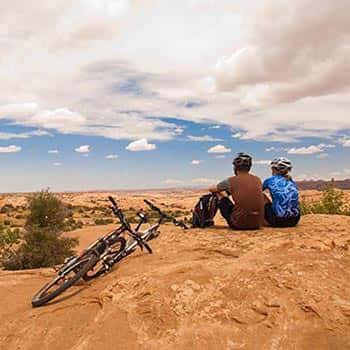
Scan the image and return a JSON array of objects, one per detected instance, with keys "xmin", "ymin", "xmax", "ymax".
[{"xmin": 263, "ymin": 157, "xmax": 300, "ymax": 227}]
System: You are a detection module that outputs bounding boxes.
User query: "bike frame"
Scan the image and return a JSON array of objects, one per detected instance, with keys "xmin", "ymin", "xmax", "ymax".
[
  {"xmin": 58, "ymin": 196, "xmax": 187, "ymax": 276},
  {"xmin": 31, "ymin": 196, "xmax": 188, "ymax": 308}
]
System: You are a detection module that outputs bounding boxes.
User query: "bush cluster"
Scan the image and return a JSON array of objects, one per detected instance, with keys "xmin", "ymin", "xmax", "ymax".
[
  {"xmin": 1, "ymin": 190, "xmax": 78, "ymax": 270},
  {"xmin": 300, "ymin": 186, "xmax": 350, "ymax": 216},
  {"xmin": 64, "ymin": 217, "xmax": 84, "ymax": 231},
  {"xmin": 0, "ymin": 223, "xmax": 20, "ymax": 265},
  {"xmin": 122, "ymin": 207, "xmax": 187, "ymax": 224},
  {"xmin": 94, "ymin": 218, "xmax": 114, "ymax": 225},
  {"xmin": 25, "ymin": 190, "xmax": 67, "ymax": 233}
]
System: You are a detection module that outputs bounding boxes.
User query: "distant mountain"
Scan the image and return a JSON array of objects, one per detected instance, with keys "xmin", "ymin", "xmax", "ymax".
[{"xmin": 296, "ymin": 178, "xmax": 350, "ymax": 190}]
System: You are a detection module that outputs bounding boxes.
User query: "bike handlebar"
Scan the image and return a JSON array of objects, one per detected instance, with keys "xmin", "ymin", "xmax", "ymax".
[
  {"xmin": 108, "ymin": 196, "xmax": 129, "ymax": 228},
  {"xmin": 108, "ymin": 196, "xmax": 152, "ymax": 253},
  {"xmin": 108, "ymin": 196, "xmax": 118, "ymax": 208},
  {"xmin": 143, "ymin": 199, "xmax": 189, "ymax": 230},
  {"xmin": 144, "ymin": 199, "xmax": 161, "ymax": 214}
]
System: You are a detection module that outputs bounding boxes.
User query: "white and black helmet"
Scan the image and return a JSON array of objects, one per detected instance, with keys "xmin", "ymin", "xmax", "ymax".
[{"xmin": 270, "ymin": 157, "xmax": 292, "ymax": 171}]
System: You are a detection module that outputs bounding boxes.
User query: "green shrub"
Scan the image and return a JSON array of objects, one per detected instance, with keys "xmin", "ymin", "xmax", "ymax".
[
  {"xmin": 301, "ymin": 186, "xmax": 350, "ymax": 216},
  {"xmin": 94, "ymin": 218, "xmax": 114, "ymax": 225},
  {"xmin": 0, "ymin": 224, "xmax": 21, "ymax": 267},
  {"xmin": 2, "ymin": 228, "xmax": 78, "ymax": 270},
  {"xmin": 64, "ymin": 217, "xmax": 84, "ymax": 231},
  {"xmin": 171, "ymin": 210, "xmax": 184, "ymax": 217},
  {"xmin": 25, "ymin": 190, "xmax": 68, "ymax": 233},
  {"xmin": 1, "ymin": 190, "xmax": 78, "ymax": 270}
]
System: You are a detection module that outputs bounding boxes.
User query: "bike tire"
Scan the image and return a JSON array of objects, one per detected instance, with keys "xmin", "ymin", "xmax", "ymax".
[
  {"xmin": 82, "ymin": 237, "xmax": 126, "ymax": 281},
  {"xmin": 31, "ymin": 253, "xmax": 99, "ymax": 308}
]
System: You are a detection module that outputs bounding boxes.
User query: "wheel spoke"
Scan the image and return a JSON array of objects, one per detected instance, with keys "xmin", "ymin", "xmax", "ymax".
[{"xmin": 32, "ymin": 253, "xmax": 98, "ymax": 307}]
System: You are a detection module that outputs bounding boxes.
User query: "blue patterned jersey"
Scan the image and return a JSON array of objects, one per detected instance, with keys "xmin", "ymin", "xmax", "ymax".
[{"xmin": 263, "ymin": 175, "xmax": 300, "ymax": 218}]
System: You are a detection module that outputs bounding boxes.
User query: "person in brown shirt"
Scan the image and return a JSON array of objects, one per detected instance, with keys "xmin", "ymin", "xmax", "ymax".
[{"xmin": 209, "ymin": 153, "xmax": 264, "ymax": 230}]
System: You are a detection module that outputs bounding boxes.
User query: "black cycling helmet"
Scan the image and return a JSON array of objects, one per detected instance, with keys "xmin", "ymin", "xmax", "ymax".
[
  {"xmin": 270, "ymin": 157, "xmax": 292, "ymax": 172},
  {"xmin": 232, "ymin": 152, "xmax": 252, "ymax": 171}
]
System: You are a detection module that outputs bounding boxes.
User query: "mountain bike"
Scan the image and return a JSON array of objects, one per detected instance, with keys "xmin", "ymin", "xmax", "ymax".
[{"xmin": 31, "ymin": 196, "xmax": 188, "ymax": 307}]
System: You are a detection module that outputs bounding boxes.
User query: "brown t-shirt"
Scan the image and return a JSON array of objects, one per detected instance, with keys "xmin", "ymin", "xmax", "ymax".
[{"xmin": 229, "ymin": 174, "xmax": 264, "ymax": 229}]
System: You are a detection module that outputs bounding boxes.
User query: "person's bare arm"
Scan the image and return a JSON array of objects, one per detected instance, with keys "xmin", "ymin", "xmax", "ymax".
[
  {"xmin": 263, "ymin": 191, "xmax": 272, "ymax": 204},
  {"xmin": 210, "ymin": 178, "xmax": 231, "ymax": 195},
  {"xmin": 209, "ymin": 185, "xmax": 219, "ymax": 193}
]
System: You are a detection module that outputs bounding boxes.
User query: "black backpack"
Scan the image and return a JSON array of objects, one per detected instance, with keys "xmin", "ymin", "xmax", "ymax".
[{"xmin": 191, "ymin": 193, "xmax": 219, "ymax": 228}]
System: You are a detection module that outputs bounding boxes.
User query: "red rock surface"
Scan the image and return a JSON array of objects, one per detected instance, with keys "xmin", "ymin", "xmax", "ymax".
[{"xmin": 1, "ymin": 214, "xmax": 350, "ymax": 349}]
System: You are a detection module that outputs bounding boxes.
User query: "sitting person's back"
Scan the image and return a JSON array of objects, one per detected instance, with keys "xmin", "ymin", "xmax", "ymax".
[
  {"xmin": 263, "ymin": 157, "xmax": 300, "ymax": 227},
  {"xmin": 229, "ymin": 172, "xmax": 264, "ymax": 229},
  {"xmin": 209, "ymin": 153, "xmax": 264, "ymax": 230}
]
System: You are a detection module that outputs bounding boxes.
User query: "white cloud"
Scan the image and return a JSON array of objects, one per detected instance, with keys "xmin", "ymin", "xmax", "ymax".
[
  {"xmin": 287, "ymin": 145, "xmax": 323, "ymax": 155},
  {"xmin": 105, "ymin": 154, "xmax": 118, "ymax": 159},
  {"xmin": 187, "ymin": 135, "xmax": 223, "ymax": 142},
  {"xmin": 318, "ymin": 143, "xmax": 335, "ymax": 149},
  {"xmin": 254, "ymin": 160, "xmax": 270, "ymax": 165},
  {"xmin": 174, "ymin": 127, "xmax": 184, "ymax": 135},
  {"xmin": 210, "ymin": 125, "xmax": 221, "ymax": 129},
  {"xmin": 208, "ymin": 144, "xmax": 231, "ymax": 154},
  {"xmin": 163, "ymin": 179, "xmax": 184, "ymax": 186},
  {"xmin": 29, "ymin": 109, "xmax": 86, "ymax": 133},
  {"xmin": 0, "ymin": 103, "xmax": 38, "ymax": 117},
  {"xmin": 265, "ymin": 147, "xmax": 276, "ymax": 152},
  {"xmin": 287, "ymin": 143, "xmax": 334, "ymax": 155},
  {"xmin": 191, "ymin": 160, "xmax": 202, "ymax": 165},
  {"xmin": 192, "ymin": 178, "xmax": 216, "ymax": 185},
  {"xmin": 75, "ymin": 145, "xmax": 91, "ymax": 153},
  {"xmin": 0, "ymin": 1, "xmax": 247, "ymax": 142},
  {"xmin": 215, "ymin": 155, "xmax": 226, "ymax": 159},
  {"xmin": 232, "ymin": 132, "xmax": 243, "ymax": 139},
  {"xmin": 0, "ymin": 145, "xmax": 22, "ymax": 153},
  {"xmin": 48, "ymin": 149, "xmax": 59, "ymax": 154},
  {"xmin": 0, "ymin": 0, "xmax": 350, "ymax": 147},
  {"xmin": 53, "ymin": 162, "xmax": 62, "ymax": 166},
  {"xmin": 213, "ymin": 0, "xmax": 350, "ymax": 107},
  {"xmin": 0, "ymin": 129, "xmax": 50, "ymax": 140},
  {"xmin": 126, "ymin": 138, "xmax": 156, "ymax": 152}
]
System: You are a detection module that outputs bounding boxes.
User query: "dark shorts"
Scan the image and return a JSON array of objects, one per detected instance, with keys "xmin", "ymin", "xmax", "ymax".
[{"xmin": 264, "ymin": 203, "xmax": 300, "ymax": 228}]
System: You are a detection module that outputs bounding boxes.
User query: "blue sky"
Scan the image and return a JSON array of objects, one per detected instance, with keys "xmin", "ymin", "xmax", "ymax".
[
  {"xmin": 0, "ymin": 0, "xmax": 349, "ymax": 192},
  {"xmin": 0, "ymin": 118, "xmax": 347, "ymax": 192}
]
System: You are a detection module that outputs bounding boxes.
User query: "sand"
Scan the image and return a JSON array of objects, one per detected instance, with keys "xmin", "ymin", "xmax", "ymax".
[{"xmin": 1, "ymin": 212, "xmax": 350, "ymax": 349}]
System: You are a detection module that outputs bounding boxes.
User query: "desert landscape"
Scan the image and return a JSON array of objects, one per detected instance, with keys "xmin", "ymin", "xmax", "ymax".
[
  {"xmin": 2, "ymin": 0, "xmax": 349, "ymax": 349},
  {"xmin": 0, "ymin": 189, "xmax": 350, "ymax": 350}
]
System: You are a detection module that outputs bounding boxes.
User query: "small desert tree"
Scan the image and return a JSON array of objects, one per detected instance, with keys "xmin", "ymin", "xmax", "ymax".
[
  {"xmin": 2, "ymin": 190, "xmax": 78, "ymax": 270},
  {"xmin": 301, "ymin": 186, "xmax": 349, "ymax": 215},
  {"xmin": 25, "ymin": 189, "xmax": 67, "ymax": 233}
]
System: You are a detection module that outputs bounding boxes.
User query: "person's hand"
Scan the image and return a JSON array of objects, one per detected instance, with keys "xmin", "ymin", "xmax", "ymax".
[{"xmin": 208, "ymin": 185, "xmax": 218, "ymax": 193}]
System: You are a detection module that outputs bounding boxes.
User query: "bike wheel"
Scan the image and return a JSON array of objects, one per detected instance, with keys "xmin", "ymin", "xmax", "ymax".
[
  {"xmin": 83, "ymin": 236, "xmax": 126, "ymax": 281},
  {"xmin": 31, "ymin": 253, "xmax": 99, "ymax": 308}
]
